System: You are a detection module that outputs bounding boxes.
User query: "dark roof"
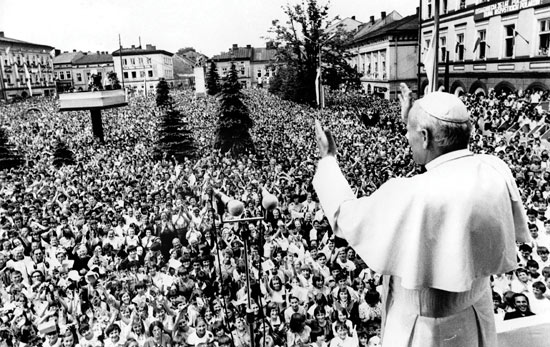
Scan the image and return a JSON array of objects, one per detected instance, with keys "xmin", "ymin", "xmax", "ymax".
[
  {"xmin": 53, "ymin": 52, "xmax": 85, "ymax": 65},
  {"xmin": 212, "ymin": 46, "xmax": 253, "ymax": 61},
  {"xmin": 352, "ymin": 14, "xmax": 418, "ymax": 44},
  {"xmin": 0, "ymin": 35, "xmax": 54, "ymax": 50},
  {"xmin": 73, "ymin": 53, "xmax": 113, "ymax": 65},
  {"xmin": 252, "ymin": 48, "xmax": 277, "ymax": 62},
  {"xmin": 212, "ymin": 46, "xmax": 277, "ymax": 62},
  {"xmin": 111, "ymin": 48, "xmax": 173, "ymax": 57}
]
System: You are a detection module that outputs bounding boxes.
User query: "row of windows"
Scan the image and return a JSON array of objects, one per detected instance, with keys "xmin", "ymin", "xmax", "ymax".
[
  {"xmin": 123, "ymin": 70, "xmax": 154, "ymax": 79},
  {"xmin": 427, "ymin": 0, "xmax": 467, "ymax": 18},
  {"xmin": 123, "ymin": 57, "xmax": 152, "ymax": 66},
  {"xmin": 426, "ymin": 19, "xmax": 550, "ymax": 61},
  {"xmin": 3, "ymin": 74, "xmax": 53, "ymax": 85},
  {"xmin": 1, "ymin": 54, "xmax": 51, "ymax": 66}
]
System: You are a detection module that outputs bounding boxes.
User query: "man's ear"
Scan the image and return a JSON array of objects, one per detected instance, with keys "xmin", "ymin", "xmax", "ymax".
[{"xmin": 420, "ymin": 128, "xmax": 430, "ymax": 150}]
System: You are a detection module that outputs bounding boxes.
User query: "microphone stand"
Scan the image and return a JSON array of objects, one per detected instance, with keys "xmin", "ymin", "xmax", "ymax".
[
  {"xmin": 208, "ymin": 189, "xmax": 236, "ymax": 347},
  {"xmin": 221, "ymin": 214, "xmax": 256, "ymax": 347}
]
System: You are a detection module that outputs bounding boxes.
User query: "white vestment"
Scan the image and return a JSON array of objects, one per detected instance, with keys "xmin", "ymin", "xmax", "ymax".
[{"xmin": 313, "ymin": 150, "xmax": 529, "ymax": 347}]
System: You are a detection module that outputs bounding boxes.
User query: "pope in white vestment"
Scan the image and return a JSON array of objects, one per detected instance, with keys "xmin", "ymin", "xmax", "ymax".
[{"xmin": 313, "ymin": 87, "xmax": 530, "ymax": 347}]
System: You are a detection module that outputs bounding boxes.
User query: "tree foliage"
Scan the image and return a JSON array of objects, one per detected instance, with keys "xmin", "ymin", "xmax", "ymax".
[
  {"xmin": 0, "ymin": 127, "xmax": 23, "ymax": 170},
  {"xmin": 206, "ymin": 61, "xmax": 221, "ymax": 96},
  {"xmin": 52, "ymin": 140, "xmax": 76, "ymax": 168},
  {"xmin": 154, "ymin": 109, "xmax": 197, "ymax": 162},
  {"xmin": 267, "ymin": 0, "xmax": 361, "ymax": 105},
  {"xmin": 176, "ymin": 47, "xmax": 197, "ymax": 56},
  {"xmin": 213, "ymin": 63, "xmax": 255, "ymax": 156},
  {"xmin": 156, "ymin": 78, "xmax": 172, "ymax": 107}
]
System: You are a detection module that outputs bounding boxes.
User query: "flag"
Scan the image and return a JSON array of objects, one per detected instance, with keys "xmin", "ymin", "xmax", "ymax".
[
  {"xmin": 5, "ymin": 47, "xmax": 11, "ymax": 65},
  {"xmin": 24, "ymin": 63, "xmax": 32, "ymax": 95},
  {"xmin": 423, "ymin": 37, "xmax": 437, "ymax": 94},
  {"xmin": 514, "ymin": 30, "xmax": 529, "ymax": 44},
  {"xmin": 315, "ymin": 66, "xmax": 321, "ymax": 106},
  {"xmin": 24, "ymin": 63, "xmax": 30, "ymax": 80},
  {"xmin": 473, "ymin": 36, "xmax": 481, "ymax": 52},
  {"xmin": 14, "ymin": 62, "xmax": 19, "ymax": 82}
]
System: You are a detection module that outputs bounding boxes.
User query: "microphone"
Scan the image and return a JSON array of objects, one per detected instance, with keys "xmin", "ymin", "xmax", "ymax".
[
  {"xmin": 214, "ymin": 189, "xmax": 245, "ymax": 217},
  {"xmin": 261, "ymin": 187, "xmax": 279, "ymax": 211}
]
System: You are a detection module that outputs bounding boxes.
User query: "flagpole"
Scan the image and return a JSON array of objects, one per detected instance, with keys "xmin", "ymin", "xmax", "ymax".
[
  {"xmin": 119, "ymin": 34, "xmax": 125, "ymax": 90},
  {"xmin": 417, "ymin": 0, "xmax": 422, "ymax": 97},
  {"xmin": 431, "ymin": 0, "xmax": 440, "ymax": 93},
  {"xmin": 0, "ymin": 52, "xmax": 6, "ymax": 101}
]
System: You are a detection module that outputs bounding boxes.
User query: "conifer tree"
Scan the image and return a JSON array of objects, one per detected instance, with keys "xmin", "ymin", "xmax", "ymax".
[{"xmin": 213, "ymin": 63, "xmax": 255, "ymax": 155}]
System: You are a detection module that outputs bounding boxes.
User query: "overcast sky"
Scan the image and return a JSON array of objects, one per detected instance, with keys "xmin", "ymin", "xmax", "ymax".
[{"xmin": 1, "ymin": 0, "xmax": 417, "ymax": 57}]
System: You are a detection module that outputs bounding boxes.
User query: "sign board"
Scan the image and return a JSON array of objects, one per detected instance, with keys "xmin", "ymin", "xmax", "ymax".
[{"xmin": 474, "ymin": 0, "xmax": 549, "ymax": 20}]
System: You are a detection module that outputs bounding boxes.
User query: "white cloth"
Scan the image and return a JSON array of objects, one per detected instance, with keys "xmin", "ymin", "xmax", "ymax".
[{"xmin": 313, "ymin": 150, "xmax": 529, "ymax": 347}]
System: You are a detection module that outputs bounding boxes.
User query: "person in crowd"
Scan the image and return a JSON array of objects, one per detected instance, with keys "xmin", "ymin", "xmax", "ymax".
[
  {"xmin": 504, "ymin": 293, "xmax": 536, "ymax": 320},
  {"xmin": 0, "ymin": 86, "xmax": 546, "ymax": 346}
]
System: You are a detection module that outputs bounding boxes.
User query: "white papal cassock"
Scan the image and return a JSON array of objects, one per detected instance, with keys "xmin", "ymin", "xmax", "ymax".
[{"xmin": 313, "ymin": 149, "xmax": 530, "ymax": 347}]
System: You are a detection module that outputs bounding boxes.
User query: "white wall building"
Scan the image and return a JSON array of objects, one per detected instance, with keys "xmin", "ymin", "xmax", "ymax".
[
  {"xmin": 420, "ymin": 0, "xmax": 550, "ymax": 95},
  {"xmin": 112, "ymin": 44, "xmax": 174, "ymax": 94}
]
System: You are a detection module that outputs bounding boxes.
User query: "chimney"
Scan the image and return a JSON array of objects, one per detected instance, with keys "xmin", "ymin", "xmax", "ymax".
[
  {"xmin": 381, "ymin": 11, "xmax": 387, "ymax": 19},
  {"xmin": 146, "ymin": 44, "xmax": 152, "ymax": 50},
  {"xmin": 416, "ymin": 6, "xmax": 420, "ymax": 15},
  {"xmin": 96, "ymin": 51, "xmax": 100, "ymax": 55},
  {"xmin": 152, "ymin": 45, "xmax": 156, "ymax": 50},
  {"xmin": 131, "ymin": 45, "xmax": 135, "ymax": 49},
  {"xmin": 0, "ymin": 32, "xmax": 4, "ymax": 38},
  {"xmin": 246, "ymin": 44, "xmax": 251, "ymax": 49},
  {"xmin": 370, "ymin": 16, "xmax": 375, "ymax": 24},
  {"xmin": 351, "ymin": 16, "xmax": 356, "ymax": 20},
  {"xmin": 232, "ymin": 44, "xmax": 238, "ymax": 50}
]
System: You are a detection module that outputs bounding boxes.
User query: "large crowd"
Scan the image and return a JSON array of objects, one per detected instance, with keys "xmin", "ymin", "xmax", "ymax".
[{"xmin": 0, "ymin": 85, "xmax": 549, "ymax": 347}]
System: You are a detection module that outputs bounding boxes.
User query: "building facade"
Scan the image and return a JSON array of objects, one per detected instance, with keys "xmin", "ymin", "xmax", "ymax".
[
  {"xmin": 0, "ymin": 31, "xmax": 55, "ymax": 100},
  {"xmin": 53, "ymin": 51, "xmax": 84, "ymax": 93},
  {"xmin": 72, "ymin": 52, "xmax": 115, "ymax": 91},
  {"xmin": 348, "ymin": 11, "xmax": 420, "ymax": 99},
  {"xmin": 420, "ymin": 0, "xmax": 550, "ymax": 96},
  {"xmin": 212, "ymin": 44, "xmax": 277, "ymax": 88},
  {"xmin": 112, "ymin": 44, "xmax": 174, "ymax": 94}
]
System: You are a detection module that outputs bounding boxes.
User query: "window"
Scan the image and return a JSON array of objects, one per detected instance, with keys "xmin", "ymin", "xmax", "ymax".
[
  {"xmin": 146, "ymin": 57, "xmax": 152, "ymax": 65},
  {"xmin": 60, "ymin": 71, "xmax": 64, "ymax": 80},
  {"xmin": 148, "ymin": 70, "xmax": 153, "ymax": 77},
  {"xmin": 504, "ymin": 24, "xmax": 515, "ymax": 57},
  {"xmin": 130, "ymin": 58, "xmax": 136, "ymax": 65},
  {"xmin": 140, "ymin": 71, "xmax": 145, "ymax": 78},
  {"xmin": 131, "ymin": 71, "xmax": 137, "ymax": 79},
  {"xmin": 539, "ymin": 19, "xmax": 550, "ymax": 56},
  {"xmin": 477, "ymin": 30, "xmax": 487, "ymax": 59},
  {"xmin": 124, "ymin": 59, "xmax": 127, "ymax": 65},
  {"xmin": 427, "ymin": 0, "xmax": 432, "ymax": 18},
  {"xmin": 456, "ymin": 33, "xmax": 465, "ymax": 61},
  {"xmin": 138, "ymin": 57, "xmax": 143, "ymax": 65},
  {"xmin": 66, "ymin": 71, "xmax": 71, "ymax": 80},
  {"xmin": 257, "ymin": 69, "xmax": 262, "ymax": 77},
  {"xmin": 76, "ymin": 73, "xmax": 82, "ymax": 82},
  {"xmin": 443, "ymin": 0, "xmax": 448, "ymax": 14},
  {"xmin": 440, "ymin": 36, "xmax": 447, "ymax": 62},
  {"xmin": 123, "ymin": 72, "xmax": 129, "ymax": 79},
  {"xmin": 459, "ymin": 0, "xmax": 466, "ymax": 9}
]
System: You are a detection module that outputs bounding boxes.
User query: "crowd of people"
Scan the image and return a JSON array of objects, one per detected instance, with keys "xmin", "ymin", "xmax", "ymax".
[{"xmin": 0, "ymin": 85, "xmax": 548, "ymax": 347}]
